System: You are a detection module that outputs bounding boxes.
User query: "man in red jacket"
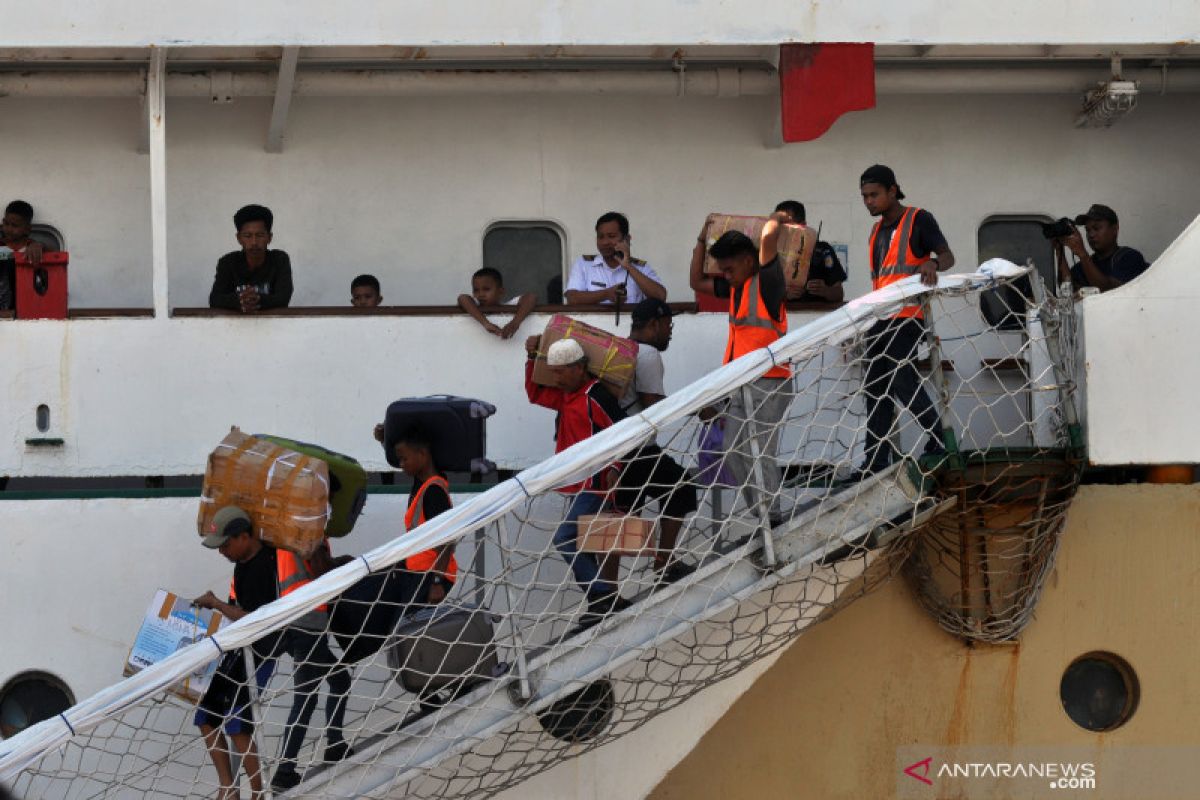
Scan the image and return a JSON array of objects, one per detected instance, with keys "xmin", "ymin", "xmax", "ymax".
[{"xmin": 525, "ymin": 336, "xmax": 632, "ymax": 623}]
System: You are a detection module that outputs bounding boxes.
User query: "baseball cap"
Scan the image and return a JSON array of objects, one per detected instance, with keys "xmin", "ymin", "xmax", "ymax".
[
  {"xmin": 201, "ymin": 506, "xmax": 253, "ymax": 548},
  {"xmin": 631, "ymin": 298, "xmax": 673, "ymax": 325},
  {"xmin": 1074, "ymin": 204, "xmax": 1119, "ymax": 226},
  {"xmin": 859, "ymin": 164, "xmax": 906, "ymax": 201},
  {"xmin": 546, "ymin": 338, "xmax": 586, "ymax": 366}
]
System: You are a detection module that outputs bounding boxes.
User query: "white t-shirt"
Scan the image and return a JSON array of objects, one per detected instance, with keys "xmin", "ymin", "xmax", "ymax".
[
  {"xmin": 620, "ymin": 342, "xmax": 667, "ymax": 414},
  {"xmin": 565, "ymin": 255, "xmax": 662, "ymax": 305}
]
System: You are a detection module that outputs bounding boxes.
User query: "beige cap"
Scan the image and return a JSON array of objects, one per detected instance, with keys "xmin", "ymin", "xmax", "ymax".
[
  {"xmin": 546, "ymin": 338, "xmax": 586, "ymax": 366},
  {"xmin": 201, "ymin": 506, "xmax": 253, "ymax": 548}
]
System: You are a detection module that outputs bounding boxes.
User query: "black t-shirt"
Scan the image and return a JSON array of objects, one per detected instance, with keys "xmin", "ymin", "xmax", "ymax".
[
  {"xmin": 410, "ymin": 477, "xmax": 452, "ymax": 521},
  {"xmin": 711, "ymin": 257, "xmax": 786, "ymax": 323},
  {"xmin": 209, "ymin": 250, "xmax": 294, "ymax": 310},
  {"xmin": 231, "ymin": 544, "xmax": 279, "ymax": 614},
  {"xmin": 870, "ymin": 209, "xmax": 947, "ymax": 275},
  {"xmin": 1070, "ymin": 246, "xmax": 1149, "ymax": 288}
]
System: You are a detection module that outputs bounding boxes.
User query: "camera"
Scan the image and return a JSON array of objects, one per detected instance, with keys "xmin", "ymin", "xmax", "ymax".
[{"xmin": 1040, "ymin": 217, "xmax": 1075, "ymax": 240}]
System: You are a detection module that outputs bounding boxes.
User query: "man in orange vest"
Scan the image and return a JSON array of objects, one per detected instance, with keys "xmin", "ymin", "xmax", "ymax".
[
  {"xmin": 689, "ymin": 213, "xmax": 792, "ymax": 523},
  {"xmin": 195, "ymin": 506, "xmax": 353, "ymax": 793},
  {"xmin": 855, "ymin": 164, "xmax": 955, "ymax": 476}
]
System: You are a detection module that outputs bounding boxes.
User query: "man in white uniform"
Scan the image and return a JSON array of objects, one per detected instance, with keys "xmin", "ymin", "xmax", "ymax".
[{"xmin": 565, "ymin": 211, "xmax": 667, "ymax": 306}]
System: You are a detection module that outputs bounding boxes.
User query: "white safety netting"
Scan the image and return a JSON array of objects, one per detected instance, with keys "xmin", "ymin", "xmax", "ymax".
[{"xmin": 0, "ymin": 261, "xmax": 1082, "ymax": 799}]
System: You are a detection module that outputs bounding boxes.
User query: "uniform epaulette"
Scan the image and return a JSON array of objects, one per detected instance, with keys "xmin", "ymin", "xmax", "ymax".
[
  {"xmin": 631, "ymin": 257, "xmax": 647, "ymax": 266},
  {"xmin": 581, "ymin": 254, "xmax": 597, "ymax": 260}
]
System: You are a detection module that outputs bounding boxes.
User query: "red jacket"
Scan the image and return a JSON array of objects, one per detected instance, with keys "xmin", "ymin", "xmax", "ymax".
[{"xmin": 525, "ymin": 359, "xmax": 626, "ymax": 494}]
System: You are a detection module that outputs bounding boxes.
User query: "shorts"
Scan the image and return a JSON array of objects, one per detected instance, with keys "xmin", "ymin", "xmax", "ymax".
[{"xmin": 193, "ymin": 652, "xmax": 275, "ymax": 735}]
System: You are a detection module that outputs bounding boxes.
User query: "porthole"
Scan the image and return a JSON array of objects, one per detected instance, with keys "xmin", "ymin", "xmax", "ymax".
[
  {"xmin": 1060, "ymin": 651, "xmax": 1139, "ymax": 732},
  {"xmin": 536, "ymin": 680, "xmax": 615, "ymax": 743},
  {"xmin": 0, "ymin": 671, "xmax": 75, "ymax": 739}
]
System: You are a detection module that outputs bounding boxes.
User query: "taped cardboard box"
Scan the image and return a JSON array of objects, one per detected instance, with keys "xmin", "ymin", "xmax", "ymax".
[
  {"xmin": 530, "ymin": 314, "xmax": 637, "ymax": 398},
  {"xmin": 577, "ymin": 513, "xmax": 655, "ymax": 556},
  {"xmin": 199, "ymin": 428, "xmax": 330, "ymax": 558},
  {"xmin": 701, "ymin": 213, "xmax": 816, "ymax": 291},
  {"xmin": 124, "ymin": 589, "xmax": 227, "ymax": 704}
]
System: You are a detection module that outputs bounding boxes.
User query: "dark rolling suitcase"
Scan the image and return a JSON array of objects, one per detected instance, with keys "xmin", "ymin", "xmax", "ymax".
[
  {"xmin": 383, "ymin": 396, "xmax": 496, "ymax": 474},
  {"xmin": 386, "ymin": 603, "xmax": 499, "ymax": 696}
]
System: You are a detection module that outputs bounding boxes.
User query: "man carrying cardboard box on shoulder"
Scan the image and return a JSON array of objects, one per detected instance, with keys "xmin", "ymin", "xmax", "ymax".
[{"xmin": 689, "ymin": 212, "xmax": 792, "ymax": 526}]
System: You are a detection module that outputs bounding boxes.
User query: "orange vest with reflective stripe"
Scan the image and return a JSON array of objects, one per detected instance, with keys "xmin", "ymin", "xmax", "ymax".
[
  {"xmin": 725, "ymin": 271, "xmax": 790, "ymax": 379},
  {"xmin": 228, "ymin": 546, "xmax": 327, "ymax": 612},
  {"xmin": 404, "ymin": 475, "xmax": 458, "ymax": 581},
  {"xmin": 869, "ymin": 206, "xmax": 925, "ymax": 319}
]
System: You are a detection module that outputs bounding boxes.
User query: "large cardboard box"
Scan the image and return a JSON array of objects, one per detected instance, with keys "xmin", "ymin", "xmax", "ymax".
[
  {"xmin": 199, "ymin": 428, "xmax": 330, "ymax": 558},
  {"xmin": 124, "ymin": 589, "xmax": 227, "ymax": 704},
  {"xmin": 577, "ymin": 513, "xmax": 655, "ymax": 556},
  {"xmin": 701, "ymin": 213, "xmax": 816, "ymax": 291},
  {"xmin": 530, "ymin": 314, "xmax": 638, "ymax": 398}
]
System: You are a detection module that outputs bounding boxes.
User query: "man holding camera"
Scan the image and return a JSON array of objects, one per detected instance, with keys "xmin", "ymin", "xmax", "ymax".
[
  {"xmin": 1053, "ymin": 204, "xmax": 1149, "ymax": 293},
  {"xmin": 565, "ymin": 211, "xmax": 667, "ymax": 305}
]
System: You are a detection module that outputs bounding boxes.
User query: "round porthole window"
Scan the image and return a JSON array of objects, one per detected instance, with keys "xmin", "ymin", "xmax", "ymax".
[
  {"xmin": 0, "ymin": 671, "xmax": 75, "ymax": 739},
  {"xmin": 1060, "ymin": 652, "xmax": 1139, "ymax": 732},
  {"xmin": 536, "ymin": 680, "xmax": 615, "ymax": 743}
]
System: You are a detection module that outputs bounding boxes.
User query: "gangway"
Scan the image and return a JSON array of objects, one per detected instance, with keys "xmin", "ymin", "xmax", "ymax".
[{"xmin": 1, "ymin": 260, "xmax": 1083, "ymax": 800}]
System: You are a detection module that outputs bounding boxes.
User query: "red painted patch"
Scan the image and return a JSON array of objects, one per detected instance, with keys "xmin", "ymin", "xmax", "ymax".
[{"xmin": 779, "ymin": 43, "xmax": 876, "ymax": 142}]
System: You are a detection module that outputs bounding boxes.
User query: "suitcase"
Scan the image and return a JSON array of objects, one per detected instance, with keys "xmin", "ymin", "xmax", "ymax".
[
  {"xmin": 198, "ymin": 428, "xmax": 330, "ymax": 558},
  {"xmin": 257, "ymin": 435, "xmax": 368, "ymax": 538},
  {"xmin": 383, "ymin": 396, "xmax": 496, "ymax": 474},
  {"xmin": 330, "ymin": 568, "xmax": 415, "ymax": 664},
  {"xmin": 386, "ymin": 602, "xmax": 498, "ymax": 696}
]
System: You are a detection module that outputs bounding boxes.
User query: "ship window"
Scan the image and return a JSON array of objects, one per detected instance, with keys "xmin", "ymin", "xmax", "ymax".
[
  {"xmin": 30, "ymin": 224, "xmax": 65, "ymax": 252},
  {"xmin": 977, "ymin": 215, "xmax": 1056, "ymax": 286},
  {"xmin": 1060, "ymin": 651, "xmax": 1139, "ymax": 732},
  {"xmin": 482, "ymin": 222, "xmax": 565, "ymax": 305},
  {"xmin": 0, "ymin": 671, "xmax": 75, "ymax": 739}
]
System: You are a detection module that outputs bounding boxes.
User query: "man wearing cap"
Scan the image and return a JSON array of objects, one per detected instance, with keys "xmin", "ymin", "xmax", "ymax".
[
  {"xmin": 1055, "ymin": 204, "xmax": 1149, "ymax": 292},
  {"xmin": 525, "ymin": 335, "xmax": 633, "ymax": 623},
  {"xmin": 614, "ymin": 298, "xmax": 698, "ymax": 583},
  {"xmin": 194, "ymin": 506, "xmax": 352, "ymax": 793},
  {"xmin": 854, "ymin": 164, "xmax": 955, "ymax": 476},
  {"xmin": 565, "ymin": 211, "xmax": 667, "ymax": 306}
]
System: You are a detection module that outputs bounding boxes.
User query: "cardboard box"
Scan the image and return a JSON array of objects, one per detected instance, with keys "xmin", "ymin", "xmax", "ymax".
[
  {"xmin": 199, "ymin": 428, "xmax": 330, "ymax": 558},
  {"xmin": 701, "ymin": 213, "xmax": 816, "ymax": 291},
  {"xmin": 577, "ymin": 513, "xmax": 655, "ymax": 556},
  {"xmin": 124, "ymin": 589, "xmax": 227, "ymax": 704},
  {"xmin": 530, "ymin": 314, "xmax": 638, "ymax": 398}
]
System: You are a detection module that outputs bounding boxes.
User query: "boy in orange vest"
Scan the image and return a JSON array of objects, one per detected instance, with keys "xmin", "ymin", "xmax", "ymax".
[
  {"xmin": 194, "ymin": 506, "xmax": 353, "ymax": 794},
  {"xmin": 855, "ymin": 164, "xmax": 955, "ymax": 476},
  {"xmin": 393, "ymin": 425, "xmax": 458, "ymax": 605},
  {"xmin": 688, "ymin": 215, "xmax": 792, "ymax": 524}
]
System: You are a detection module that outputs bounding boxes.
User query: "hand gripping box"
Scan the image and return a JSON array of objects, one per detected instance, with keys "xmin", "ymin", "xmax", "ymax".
[
  {"xmin": 124, "ymin": 589, "xmax": 227, "ymax": 704},
  {"xmin": 530, "ymin": 314, "xmax": 638, "ymax": 398},
  {"xmin": 701, "ymin": 213, "xmax": 816, "ymax": 291}
]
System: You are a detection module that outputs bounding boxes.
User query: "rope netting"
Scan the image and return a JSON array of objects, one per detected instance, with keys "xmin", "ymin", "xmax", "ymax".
[{"xmin": 1, "ymin": 261, "xmax": 1081, "ymax": 800}]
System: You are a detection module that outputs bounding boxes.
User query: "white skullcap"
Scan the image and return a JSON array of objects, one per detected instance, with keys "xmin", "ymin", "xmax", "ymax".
[{"xmin": 546, "ymin": 338, "xmax": 586, "ymax": 366}]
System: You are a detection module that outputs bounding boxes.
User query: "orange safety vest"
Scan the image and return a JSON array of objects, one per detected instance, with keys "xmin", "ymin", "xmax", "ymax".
[
  {"xmin": 229, "ymin": 546, "xmax": 327, "ymax": 612},
  {"xmin": 404, "ymin": 475, "xmax": 458, "ymax": 581},
  {"xmin": 724, "ymin": 271, "xmax": 790, "ymax": 379},
  {"xmin": 869, "ymin": 206, "xmax": 926, "ymax": 319}
]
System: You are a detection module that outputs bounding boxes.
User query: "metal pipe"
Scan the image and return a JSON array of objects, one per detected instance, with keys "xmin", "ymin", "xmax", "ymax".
[{"xmin": 2, "ymin": 65, "xmax": 1198, "ymax": 98}]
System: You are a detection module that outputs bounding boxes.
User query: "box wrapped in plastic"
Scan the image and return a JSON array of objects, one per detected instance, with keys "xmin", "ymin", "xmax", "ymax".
[
  {"xmin": 577, "ymin": 513, "xmax": 655, "ymax": 556},
  {"xmin": 701, "ymin": 213, "xmax": 816, "ymax": 291},
  {"xmin": 257, "ymin": 434, "xmax": 367, "ymax": 537},
  {"xmin": 198, "ymin": 428, "xmax": 330, "ymax": 558},
  {"xmin": 530, "ymin": 314, "xmax": 637, "ymax": 397}
]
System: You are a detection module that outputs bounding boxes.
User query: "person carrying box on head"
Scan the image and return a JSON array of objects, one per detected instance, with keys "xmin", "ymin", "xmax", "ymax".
[
  {"xmin": 193, "ymin": 506, "xmax": 353, "ymax": 794},
  {"xmin": 524, "ymin": 335, "xmax": 632, "ymax": 626}
]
